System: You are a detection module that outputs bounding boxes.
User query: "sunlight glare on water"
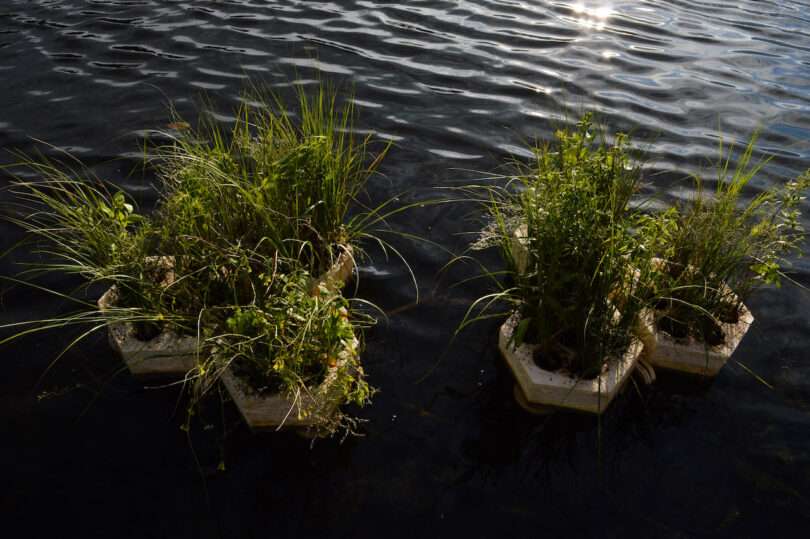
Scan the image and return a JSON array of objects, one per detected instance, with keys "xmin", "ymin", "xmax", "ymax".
[{"xmin": 571, "ymin": 2, "xmax": 614, "ymax": 30}]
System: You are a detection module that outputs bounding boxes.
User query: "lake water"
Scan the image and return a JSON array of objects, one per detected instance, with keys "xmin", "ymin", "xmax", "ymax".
[{"xmin": 2, "ymin": 1, "xmax": 810, "ymax": 536}]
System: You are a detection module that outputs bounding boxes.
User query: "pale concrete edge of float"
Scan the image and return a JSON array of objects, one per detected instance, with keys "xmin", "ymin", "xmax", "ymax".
[
  {"xmin": 498, "ymin": 311, "xmax": 650, "ymax": 414},
  {"xmin": 221, "ymin": 337, "xmax": 359, "ymax": 432},
  {"xmin": 648, "ymin": 300, "xmax": 754, "ymax": 376}
]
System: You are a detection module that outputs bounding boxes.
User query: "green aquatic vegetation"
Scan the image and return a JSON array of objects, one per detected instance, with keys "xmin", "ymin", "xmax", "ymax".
[
  {"xmin": 0, "ymin": 155, "xmax": 187, "ymax": 343},
  {"xmin": 463, "ymin": 115, "xmax": 656, "ymax": 378},
  {"xmin": 651, "ymin": 138, "xmax": 810, "ymax": 344},
  {"xmin": 4, "ymin": 156, "xmax": 146, "ymax": 279},
  {"xmin": 0, "ymin": 82, "xmax": 397, "ymax": 435},
  {"xmin": 189, "ymin": 266, "xmax": 374, "ymax": 436},
  {"xmin": 156, "ymin": 82, "xmax": 390, "ymax": 279},
  {"xmin": 2, "ymin": 82, "xmax": 398, "ymax": 336}
]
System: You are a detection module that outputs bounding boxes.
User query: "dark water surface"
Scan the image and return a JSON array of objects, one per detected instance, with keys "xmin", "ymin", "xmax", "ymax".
[{"xmin": 2, "ymin": 1, "xmax": 810, "ymax": 537}]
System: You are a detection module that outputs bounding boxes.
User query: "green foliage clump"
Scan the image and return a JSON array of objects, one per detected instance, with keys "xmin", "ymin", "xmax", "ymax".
[
  {"xmin": 5, "ymin": 159, "xmax": 146, "ymax": 279},
  {"xmin": 1, "ymin": 82, "xmax": 389, "ymax": 436},
  {"xmin": 652, "ymin": 140, "xmax": 810, "ymax": 344},
  {"xmin": 467, "ymin": 115, "xmax": 655, "ymax": 378},
  {"xmin": 188, "ymin": 267, "xmax": 373, "ymax": 434},
  {"xmin": 157, "ymin": 83, "xmax": 389, "ymax": 280}
]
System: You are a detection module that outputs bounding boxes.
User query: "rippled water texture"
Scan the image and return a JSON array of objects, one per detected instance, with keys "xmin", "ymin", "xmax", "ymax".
[{"xmin": 2, "ymin": 1, "xmax": 810, "ymax": 537}]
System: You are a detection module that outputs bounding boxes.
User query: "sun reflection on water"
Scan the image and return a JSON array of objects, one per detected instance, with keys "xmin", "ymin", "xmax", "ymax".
[{"xmin": 571, "ymin": 2, "xmax": 614, "ymax": 30}]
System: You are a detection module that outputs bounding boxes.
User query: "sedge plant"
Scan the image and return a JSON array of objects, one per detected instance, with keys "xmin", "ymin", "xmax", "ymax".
[
  {"xmin": 154, "ymin": 82, "xmax": 392, "ymax": 283},
  {"xmin": 651, "ymin": 138, "xmax": 810, "ymax": 345}
]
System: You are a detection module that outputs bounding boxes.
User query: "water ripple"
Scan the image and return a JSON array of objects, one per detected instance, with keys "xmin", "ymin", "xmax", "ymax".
[{"xmin": 1, "ymin": 5, "xmax": 810, "ymax": 531}]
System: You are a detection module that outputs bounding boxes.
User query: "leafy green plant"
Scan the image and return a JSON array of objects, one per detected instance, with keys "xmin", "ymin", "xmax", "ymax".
[
  {"xmin": 462, "ymin": 115, "xmax": 656, "ymax": 378},
  {"xmin": 651, "ymin": 138, "xmax": 810, "ymax": 344},
  {"xmin": 189, "ymin": 265, "xmax": 374, "ymax": 436}
]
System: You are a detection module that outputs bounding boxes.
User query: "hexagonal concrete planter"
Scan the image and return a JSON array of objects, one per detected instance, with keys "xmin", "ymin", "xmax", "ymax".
[
  {"xmin": 221, "ymin": 337, "xmax": 359, "ymax": 432},
  {"xmin": 498, "ymin": 312, "xmax": 648, "ymax": 414},
  {"xmin": 98, "ymin": 248, "xmax": 355, "ymax": 378},
  {"xmin": 97, "ymin": 286, "xmax": 201, "ymax": 377},
  {"xmin": 648, "ymin": 296, "xmax": 754, "ymax": 376}
]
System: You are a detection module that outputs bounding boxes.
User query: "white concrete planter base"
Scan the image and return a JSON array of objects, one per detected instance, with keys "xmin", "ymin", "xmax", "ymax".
[
  {"xmin": 98, "ymin": 248, "xmax": 355, "ymax": 378},
  {"xmin": 221, "ymin": 337, "xmax": 359, "ymax": 432},
  {"xmin": 513, "ymin": 384, "xmax": 555, "ymax": 415},
  {"xmin": 648, "ymin": 301, "xmax": 754, "ymax": 377},
  {"xmin": 498, "ymin": 312, "xmax": 646, "ymax": 414},
  {"xmin": 97, "ymin": 286, "xmax": 201, "ymax": 377}
]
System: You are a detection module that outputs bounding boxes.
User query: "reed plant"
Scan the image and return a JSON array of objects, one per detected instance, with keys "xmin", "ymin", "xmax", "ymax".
[
  {"xmin": 155, "ymin": 82, "xmax": 390, "ymax": 281},
  {"xmin": 651, "ymin": 139, "xmax": 810, "ymax": 344},
  {"xmin": 464, "ymin": 115, "xmax": 656, "ymax": 378}
]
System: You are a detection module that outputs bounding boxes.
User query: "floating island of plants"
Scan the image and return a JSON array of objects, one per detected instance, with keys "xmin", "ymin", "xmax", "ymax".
[
  {"xmin": 462, "ymin": 115, "xmax": 810, "ymax": 414},
  {"xmin": 3, "ymin": 88, "xmax": 809, "ymax": 437},
  {"xmin": 2, "ymin": 83, "xmax": 400, "ymax": 437}
]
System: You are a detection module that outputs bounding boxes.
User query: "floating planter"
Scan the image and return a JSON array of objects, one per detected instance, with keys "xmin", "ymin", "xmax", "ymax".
[
  {"xmin": 2, "ymin": 82, "xmax": 387, "ymax": 438},
  {"xmin": 498, "ymin": 312, "xmax": 651, "ymax": 414},
  {"xmin": 98, "ymin": 251, "xmax": 356, "ymax": 378},
  {"xmin": 465, "ymin": 117, "xmax": 657, "ymax": 415},
  {"xmin": 649, "ymin": 292, "xmax": 754, "ymax": 376},
  {"xmin": 96, "ymin": 256, "xmax": 201, "ymax": 377},
  {"xmin": 221, "ymin": 337, "xmax": 360, "ymax": 432},
  {"xmin": 97, "ymin": 286, "xmax": 201, "ymax": 377}
]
